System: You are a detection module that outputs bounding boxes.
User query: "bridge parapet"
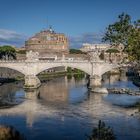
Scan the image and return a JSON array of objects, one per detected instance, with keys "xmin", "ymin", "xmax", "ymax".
[
  {"xmin": 0, "ymin": 60, "xmax": 26, "ymax": 63},
  {"xmin": 0, "ymin": 57, "xmax": 121, "ymax": 64}
]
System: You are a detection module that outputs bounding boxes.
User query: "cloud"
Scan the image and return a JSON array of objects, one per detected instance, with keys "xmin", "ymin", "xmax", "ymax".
[
  {"xmin": 0, "ymin": 29, "xmax": 28, "ymax": 47},
  {"xmin": 69, "ymin": 32, "xmax": 103, "ymax": 49},
  {"xmin": 0, "ymin": 29, "xmax": 104, "ymax": 49}
]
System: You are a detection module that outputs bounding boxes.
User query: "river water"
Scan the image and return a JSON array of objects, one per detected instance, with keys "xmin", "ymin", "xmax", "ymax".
[{"xmin": 0, "ymin": 73, "xmax": 140, "ymax": 140}]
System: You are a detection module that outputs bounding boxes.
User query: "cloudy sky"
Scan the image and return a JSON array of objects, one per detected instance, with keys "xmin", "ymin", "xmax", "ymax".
[{"xmin": 0, "ymin": 0, "xmax": 140, "ymax": 48}]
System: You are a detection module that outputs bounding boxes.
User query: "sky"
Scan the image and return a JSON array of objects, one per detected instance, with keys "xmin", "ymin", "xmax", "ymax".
[{"xmin": 0, "ymin": 0, "xmax": 140, "ymax": 48}]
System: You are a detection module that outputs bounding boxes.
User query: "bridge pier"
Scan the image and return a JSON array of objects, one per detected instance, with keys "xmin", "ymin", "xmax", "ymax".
[
  {"xmin": 24, "ymin": 75, "xmax": 41, "ymax": 89},
  {"xmin": 89, "ymin": 75, "xmax": 102, "ymax": 88},
  {"xmin": 24, "ymin": 88, "xmax": 40, "ymax": 99},
  {"xmin": 89, "ymin": 75, "xmax": 108, "ymax": 93}
]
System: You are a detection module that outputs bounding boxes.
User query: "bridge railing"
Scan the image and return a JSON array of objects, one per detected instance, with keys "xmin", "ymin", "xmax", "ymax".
[
  {"xmin": 39, "ymin": 59, "xmax": 90, "ymax": 63},
  {"xmin": 0, "ymin": 59, "xmax": 108, "ymax": 63},
  {"xmin": 0, "ymin": 60, "xmax": 26, "ymax": 63},
  {"xmin": 0, "ymin": 58, "xmax": 90, "ymax": 63},
  {"xmin": 0, "ymin": 59, "xmax": 123, "ymax": 65}
]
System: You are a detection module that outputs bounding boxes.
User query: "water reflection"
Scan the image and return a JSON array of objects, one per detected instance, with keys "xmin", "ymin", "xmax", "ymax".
[
  {"xmin": 0, "ymin": 74, "xmax": 140, "ymax": 140},
  {"xmin": 39, "ymin": 78, "xmax": 69, "ymax": 103},
  {"xmin": 103, "ymin": 71, "xmax": 139, "ymax": 90},
  {"xmin": 0, "ymin": 79, "xmax": 137, "ymax": 126},
  {"xmin": 0, "ymin": 82, "xmax": 24, "ymax": 108},
  {"xmin": 102, "ymin": 72, "xmax": 140, "ymax": 107},
  {"xmin": 24, "ymin": 88, "xmax": 40, "ymax": 100},
  {"xmin": 0, "ymin": 76, "xmax": 89, "ymax": 128},
  {"xmin": 104, "ymin": 94, "xmax": 140, "ymax": 107}
]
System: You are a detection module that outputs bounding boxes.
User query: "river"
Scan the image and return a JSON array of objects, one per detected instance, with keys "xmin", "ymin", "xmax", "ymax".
[{"xmin": 0, "ymin": 73, "xmax": 140, "ymax": 140}]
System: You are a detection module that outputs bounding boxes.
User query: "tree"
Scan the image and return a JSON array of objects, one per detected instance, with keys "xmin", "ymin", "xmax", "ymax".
[
  {"xmin": 87, "ymin": 120, "xmax": 116, "ymax": 140},
  {"xmin": 126, "ymin": 20, "xmax": 140, "ymax": 60},
  {"xmin": 106, "ymin": 48, "xmax": 120, "ymax": 53},
  {"xmin": 0, "ymin": 46, "xmax": 16, "ymax": 60},
  {"xmin": 102, "ymin": 13, "xmax": 140, "ymax": 60},
  {"xmin": 69, "ymin": 49, "xmax": 85, "ymax": 54},
  {"xmin": 102, "ymin": 13, "xmax": 132, "ymax": 47}
]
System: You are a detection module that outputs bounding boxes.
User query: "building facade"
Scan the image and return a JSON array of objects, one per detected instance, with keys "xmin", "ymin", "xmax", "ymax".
[
  {"xmin": 80, "ymin": 43, "xmax": 109, "ymax": 52},
  {"xmin": 80, "ymin": 43, "xmax": 124, "ymax": 52},
  {"xmin": 25, "ymin": 27, "xmax": 69, "ymax": 55},
  {"xmin": 80, "ymin": 43, "xmax": 127, "ymax": 63}
]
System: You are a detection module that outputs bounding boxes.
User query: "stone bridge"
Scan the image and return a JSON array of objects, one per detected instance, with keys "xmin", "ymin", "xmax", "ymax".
[{"xmin": 0, "ymin": 59, "xmax": 121, "ymax": 89}]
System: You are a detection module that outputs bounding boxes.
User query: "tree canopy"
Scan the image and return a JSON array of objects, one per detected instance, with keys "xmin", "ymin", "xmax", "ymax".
[
  {"xmin": 0, "ymin": 45, "xmax": 16, "ymax": 60},
  {"xmin": 69, "ymin": 49, "xmax": 85, "ymax": 54},
  {"xmin": 106, "ymin": 48, "xmax": 120, "ymax": 53},
  {"xmin": 126, "ymin": 20, "xmax": 140, "ymax": 60},
  {"xmin": 102, "ymin": 13, "xmax": 140, "ymax": 60},
  {"xmin": 87, "ymin": 120, "xmax": 116, "ymax": 140}
]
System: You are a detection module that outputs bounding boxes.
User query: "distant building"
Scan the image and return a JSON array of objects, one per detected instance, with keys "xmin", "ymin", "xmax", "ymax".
[
  {"xmin": 25, "ymin": 27, "xmax": 69, "ymax": 55},
  {"xmin": 80, "ymin": 43, "xmax": 109, "ymax": 52},
  {"xmin": 104, "ymin": 51, "xmax": 128, "ymax": 63},
  {"xmin": 80, "ymin": 43, "xmax": 127, "ymax": 62},
  {"xmin": 80, "ymin": 43, "xmax": 124, "ymax": 52},
  {"xmin": 15, "ymin": 47, "xmax": 26, "ymax": 60}
]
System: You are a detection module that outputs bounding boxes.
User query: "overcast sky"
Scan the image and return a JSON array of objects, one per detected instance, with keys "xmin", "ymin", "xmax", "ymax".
[{"xmin": 0, "ymin": 0, "xmax": 139, "ymax": 48}]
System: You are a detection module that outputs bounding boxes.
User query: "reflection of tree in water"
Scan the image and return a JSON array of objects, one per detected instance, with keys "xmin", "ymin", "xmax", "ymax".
[
  {"xmin": 0, "ymin": 83, "xmax": 24, "ymax": 108},
  {"xmin": 0, "ymin": 125, "xmax": 26, "ymax": 140},
  {"xmin": 87, "ymin": 120, "xmax": 116, "ymax": 140},
  {"xmin": 73, "ymin": 73, "xmax": 85, "ymax": 80}
]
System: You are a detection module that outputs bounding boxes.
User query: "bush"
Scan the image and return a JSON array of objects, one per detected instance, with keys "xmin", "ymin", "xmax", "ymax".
[
  {"xmin": 69, "ymin": 49, "xmax": 85, "ymax": 54},
  {"xmin": 106, "ymin": 48, "xmax": 120, "ymax": 53},
  {"xmin": 0, "ymin": 125, "xmax": 26, "ymax": 140},
  {"xmin": 87, "ymin": 120, "xmax": 116, "ymax": 140}
]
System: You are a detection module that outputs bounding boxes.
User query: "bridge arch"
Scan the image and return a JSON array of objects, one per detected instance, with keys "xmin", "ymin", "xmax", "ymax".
[
  {"xmin": 37, "ymin": 66, "xmax": 66, "ymax": 74},
  {"xmin": 99, "ymin": 64, "xmax": 122, "ymax": 77},
  {"xmin": 35, "ymin": 63, "xmax": 91, "ymax": 76},
  {"xmin": 0, "ymin": 66, "xmax": 25, "ymax": 76}
]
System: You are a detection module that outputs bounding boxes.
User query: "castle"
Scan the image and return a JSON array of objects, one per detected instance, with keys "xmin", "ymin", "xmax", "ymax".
[{"xmin": 25, "ymin": 27, "xmax": 69, "ymax": 55}]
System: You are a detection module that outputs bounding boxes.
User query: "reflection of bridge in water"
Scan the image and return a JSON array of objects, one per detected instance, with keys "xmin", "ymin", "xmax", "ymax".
[
  {"xmin": 0, "ymin": 77, "xmax": 88, "ymax": 127},
  {"xmin": 0, "ymin": 76, "xmax": 136, "ymax": 128},
  {"xmin": 102, "ymin": 71, "xmax": 128, "ymax": 85},
  {"xmin": 0, "ymin": 89, "xmax": 136, "ymax": 128}
]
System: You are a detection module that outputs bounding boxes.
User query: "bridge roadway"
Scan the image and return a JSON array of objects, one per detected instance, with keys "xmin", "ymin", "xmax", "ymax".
[{"xmin": 0, "ymin": 59, "xmax": 120, "ymax": 89}]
